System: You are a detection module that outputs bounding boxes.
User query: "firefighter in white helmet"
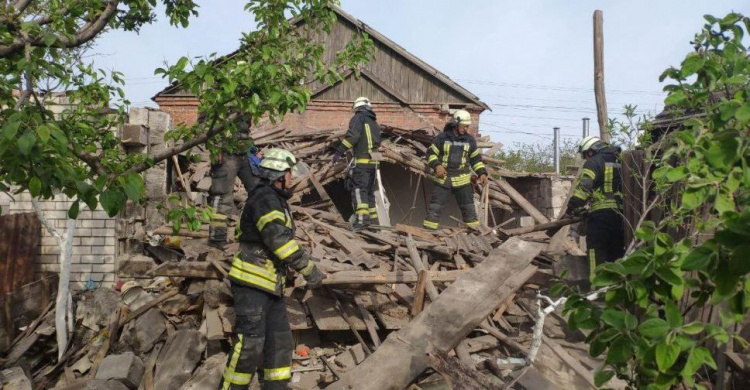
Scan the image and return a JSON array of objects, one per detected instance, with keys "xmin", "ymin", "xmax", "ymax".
[
  {"xmin": 423, "ymin": 109, "xmax": 487, "ymax": 230},
  {"xmin": 564, "ymin": 136, "xmax": 625, "ymax": 281},
  {"xmin": 220, "ymin": 148, "xmax": 325, "ymax": 390},
  {"xmin": 332, "ymin": 97, "xmax": 383, "ymax": 230}
]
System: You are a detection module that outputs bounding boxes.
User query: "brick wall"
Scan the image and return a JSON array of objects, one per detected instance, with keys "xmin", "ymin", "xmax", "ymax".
[
  {"xmin": 155, "ymin": 96, "xmax": 483, "ymax": 136},
  {"xmin": 0, "ymin": 192, "xmax": 117, "ymax": 290}
]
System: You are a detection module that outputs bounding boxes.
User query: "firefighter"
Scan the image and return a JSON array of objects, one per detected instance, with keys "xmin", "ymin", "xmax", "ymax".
[
  {"xmin": 219, "ymin": 148, "xmax": 325, "ymax": 390},
  {"xmin": 565, "ymin": 136, "xmax": 625, "ymax": 279},
  {"xmin": 423, "ymin": 109, "xmax": 487, "ymax": 230},
  {"xmin": 332, "ymin": 97, "xmax": 382, "ymax": 230},
  {"xmin": 207, "ymin": 115, "xmax": 261, "ymax": 248}
]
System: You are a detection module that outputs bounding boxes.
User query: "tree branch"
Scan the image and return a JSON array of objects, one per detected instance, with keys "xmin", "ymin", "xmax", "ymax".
[
  {"xmin": 0, "ymin": 1, "xmax": 118, "ymax": 58},
  {"xmin": 11, "ymin": 0, "xmax": 34, "ymax": 14},
  {"xmin": 126, "ymin": 114, "xmax": 227, "ymax": 175}
]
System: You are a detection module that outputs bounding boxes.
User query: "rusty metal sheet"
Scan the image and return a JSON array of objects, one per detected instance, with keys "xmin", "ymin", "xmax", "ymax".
[{"xmin": 0, "ymin": 212, "xmax": 41, "ymax": 295}]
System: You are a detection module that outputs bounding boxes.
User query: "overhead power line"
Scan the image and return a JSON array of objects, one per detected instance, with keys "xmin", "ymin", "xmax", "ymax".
[{"xmin": 458, "ymin": 78, "xmax": 665, "ymax": 96}]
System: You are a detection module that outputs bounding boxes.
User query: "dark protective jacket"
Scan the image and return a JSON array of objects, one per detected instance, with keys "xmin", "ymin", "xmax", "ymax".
[
  {"xmin": 229, "ymin": 180, "xmax": 314, "ymax": 296},
  {"xmin": 337, "ymin": 108, "xmax": 382, "ymax": 168},
  {"xmin": 568, "ymin": 146, "xmax": 622, "ymax": 213},
  {"xmin": 426, "ymin": 124, "xmax": 487, "ymax": 188}
]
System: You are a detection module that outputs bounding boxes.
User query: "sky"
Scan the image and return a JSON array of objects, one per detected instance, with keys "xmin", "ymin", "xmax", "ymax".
[{"xmin": 92, "ymin": 0, "xmax": 749, "ymax": 147}]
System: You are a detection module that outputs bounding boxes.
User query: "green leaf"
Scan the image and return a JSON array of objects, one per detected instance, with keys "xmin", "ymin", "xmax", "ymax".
[
  {"xmin": 42, "ymin": 32, "xmax": 58, "ymax": 46},
  {"xmin": 2, "ymin": 121, "xmax": 20, "ymax": 140},
  {"xmin": 736, "ymin": 102, "xmax": 750, "ymax": 123},
  {"xmin": 666, "ymin": 300, "xmax": 682, "ymax": 328},
  {"xmin": 680, "ymin": 188, "xmax": 705, "ymax": 210},
  {"xmin": 123, "ymin": 173, "xmax": 145, "ymax": 203},
  {"xmin": 681, "ymin": 322, "xmax": 704, "ymax": 335},
  {"xmin": 640, "ymin": 318, "xmax": 669, "ymax": 338},
  {"xmin": 37, "ymin": 124, "xmax": 50, "ymax": 143},
  {"xmin": 665, "ymin": 166, "xmax": 689, "ymax": 182},
  {"xmin": 705, "ymin": 133, "xmax": 740, "ymax": 172},
  {"xmin": 656, "ymin": 267, "xmax": 683, "ymax": 286},
  {"xmin": 682, "ymin": 242, "xmax": 715, "ymax": 271},
  {"xmin": 99, "ymin": 189, "xmax": 126, "ymax": 217},
  {"xmin": 68, "ymin": 201, "xmax": 80, "ymax": 219},
  {"xmin": 594, "ymin": 369, "xmax": 615, "ymax": 387},
  {"xmin": 601, "ymin": 309, "xmax": 626, "ymax": 329},
  {"xmin": 29, "ymin": 177, "xmax": 42, "ymax": 197},
  {"xmin": 606, "ymin": 335, "xmax": 633, "ymax": 364},
  {"xmin": 655, "ymin": 339, "xmax": 681, "ymax": 372},
  {"xmin": 664, "ymin": 91, "xmax": 686, "ymax": 106},
  {"xmin": 17, "ymin": 131, "xmax": 36, "ymax": 156},
  {"xmin": 682, "ymin": 347, "xmax": 715, "ymax": 379},
  {"xmin": 730, "ymin": 244, "xmax": 750, "ymax": 275},
  {"xmin": 681, "ymin": 54, "xmax": 704, "ymax": 77}
]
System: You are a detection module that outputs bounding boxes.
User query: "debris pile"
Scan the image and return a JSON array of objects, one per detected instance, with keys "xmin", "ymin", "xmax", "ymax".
[{"xmin": 1, "ymin": 124, "xmax": 607, "ymax": 389}]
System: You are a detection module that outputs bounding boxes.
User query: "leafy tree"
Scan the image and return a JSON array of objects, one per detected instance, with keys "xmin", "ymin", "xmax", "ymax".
[
  {"xmin": 1, "ymin": 0, "xmax": 372, "ymax": 358},
  {"xmin": 554, "ymin": 13, "xmax": 749, "ymax": 389},
  {"xmin": 494, "ymin": 139, "xmax": 579, "ymax": 173}
]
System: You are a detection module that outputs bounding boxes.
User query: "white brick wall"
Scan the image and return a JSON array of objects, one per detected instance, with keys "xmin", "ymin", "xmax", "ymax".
[{"xmin": 0, "ymin": 191, "xmax": 118, "ymax": 290}]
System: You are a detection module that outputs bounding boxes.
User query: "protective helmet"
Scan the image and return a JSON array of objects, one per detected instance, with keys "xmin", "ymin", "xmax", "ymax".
[
  {"xmin": 453, "ymin": 109, "xmax": 472, "ymax": 126},
  {"xmin": 353, "ymin": 97, "xmax": 371, "ymax": 110},
  {"xmin": 258, "ymin": 148, "xmax": 297, "ymax": 181},
  {"xmin": 578, "ymin": 136, "xmax": 605, "ymax": 154}
]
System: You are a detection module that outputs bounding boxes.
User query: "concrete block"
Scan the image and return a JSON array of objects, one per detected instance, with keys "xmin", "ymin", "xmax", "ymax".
[
  {"xmin": 121, "ymin": 124, "xmax": 148, "ymax": 147},
  {"xmin": 95, "ymin": 352, "xmax": 144, "ymax": 389},
  {"xmin": 40, "ymin": 245, "xmax": 61, "ymax": 255},
  {"xmin": 77, "ymin": 228, "xmax": 93, "ymax": 237},
  {"xmin": 154, "ymin": 330, "xmax": 207, "ymax": 390},
  {"xmin": 118, "ymin": 254, "xmax": 156, "ymax": 278},
  {"xmin": 121, "ymin": 308, "xmax": 166, "ymax": 353},
  {"xmin": 1, "ymin": 367, "xmax": 32, "ymax": 390},
  {"xmin": 93, "ymin": 264, "xmax": 116, "ymax": 273},
  {"xmin": 83, "ymin": 379, "xmax": 130, "ymax": 390},
  {"xmin": 179, "ymin": 352, "xmax": 227, "ymax": 390},
  {"xmin": 38, "ymin": 254, "xmax": 58, "ymax": 264},
  {"xmin": 73, "ymin": 246, "xmax": 92, "ymax": 255},
  {"xmin": 128, "ymin": 107, "xmax": 150, "ymax": 126},
  {"xmin": 92, "ymin": 210, "xmax": 111, "ymax": 220},
  {"xmin": 71, "ymin": 264, "xmax": 93, "ymax": 273},
  {"xmin": 82, "ymin": 237, "xmax": 106, "ymax": 246},
  {"xmin": 91, "ymin": 246, "xmax": 115, "ymax": 255},
  {"xmin": 82, "ymin": 220, "xmax": 105, "ymax": 228},
  {"xmin": 37, "ymin": 263, "xmax": 60, "ymax": 273},
  {"xmin": 75, "ymin": 288, "xmax": 121, "ymax": 331}
]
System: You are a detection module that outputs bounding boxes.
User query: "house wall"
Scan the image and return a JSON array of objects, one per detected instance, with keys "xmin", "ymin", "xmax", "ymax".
[{"xmin": 0, "ymin": 192, "xmax": 117, "ymax": 290}]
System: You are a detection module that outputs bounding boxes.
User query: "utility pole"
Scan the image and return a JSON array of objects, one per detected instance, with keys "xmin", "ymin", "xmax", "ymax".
[
  {"xmin": 582, "ymin": 117, "xmax": 590, "ymax": 138},
  {"xmin": 593, "ymin": 10, "xmax": 610, "ymax": 143},
  {"xmin": 553, "ymin": 127, "xmax": 560, "ymax": 174}
]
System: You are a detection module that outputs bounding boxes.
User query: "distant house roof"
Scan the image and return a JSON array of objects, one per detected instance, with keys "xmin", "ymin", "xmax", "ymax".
[{"xmin": 153, "ymin": 6, "xmax": 488, "ymax": 110}]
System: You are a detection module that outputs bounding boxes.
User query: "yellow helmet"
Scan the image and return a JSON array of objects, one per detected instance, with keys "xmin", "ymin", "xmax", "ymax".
[
  {"xmin": 453, "ymin": 109, "xmax": 472, "ymax": 125},
  {"xmin": 258, "ymin": 148, "xmax": 297, "ymax": 181}
]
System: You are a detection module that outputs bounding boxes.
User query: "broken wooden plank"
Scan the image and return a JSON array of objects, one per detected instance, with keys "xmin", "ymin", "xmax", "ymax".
[
  {"xmin": 428, "ymin": 349, "xmax": 503, "ymax": 389},
  {"xmin": 405, "ymin": 235, "xmax": 438, "ymax": 300},
  {"xmin": 499, "ymin": 217, "xmax": 582, "ymax": 238},
  {"xmin": 412, "ymin": 270, "xmax": 428, "ymax": 317},
  {"xmin": 395, "ymin": 224, "xmax": 441, "ymax": 244},
  {"xmin": 322, "ymin": 269, "xmax": 464, "ymax": 285},
  {"xmin": 147, "ymin": 262, "xmax": 224, "ymax": 279},
  {"xmin": 330, "ymin": 238, "xmax": 542, "ymax": 390},
  {"xmin": 355, "ymin": 297, "xmax": 381, "ymax": 348},
  {"xmin": 304, "ymin": 292, "xmax": 368, "ymax": 331},
  {"xmin": 329, "ymin": 290, "xmax": 372, "ymax": 356},
  {"xmin": 308, "ymin": 170, "xmax": 337, "ymax": 213},
  {"xmin": 119, "ymin": 290, "xmax": 179, "ymax": 330},
  {"xmin": 329, "ymin": 230, "xmax": 378, "ymax": 269}
]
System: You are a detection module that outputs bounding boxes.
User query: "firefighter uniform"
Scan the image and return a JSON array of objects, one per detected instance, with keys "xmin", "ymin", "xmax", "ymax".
[
  {"xmin": 208, "ymin": 118, "xmax": 260, "ymax": 247},
  {"xmin": 567, "ymin": 138, "xmax": 625, "ymax": 279},
  {"xmin": 423, "ymin": 113, "xmax": 486, "ymax": 230},
  {"xmin": 336, "ymin": 97, "xmax": 382, "ymax": 228},
  {"xmin": 220, "ymin": 149, "xmax": 323, "ymax": 390}
]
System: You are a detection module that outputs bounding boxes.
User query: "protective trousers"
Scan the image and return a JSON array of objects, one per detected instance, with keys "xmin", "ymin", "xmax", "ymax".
[
  {"xmin": 349, "ymin": 167, "xmax": 377, "ymax": 227},
  {"xmin": 585, "ymin": 209, "xmax": 625, "ymax": 281},
  {"xmin": 423, "ymin": 184, "xmax": 478, "ymax": 230},
  {"xmin": 219, "ymin": 284, "xmax": 293, "ymax": 390},
  {"xmin": 209, "ymin": 154, "xmax": 258, "ymax": 246}
]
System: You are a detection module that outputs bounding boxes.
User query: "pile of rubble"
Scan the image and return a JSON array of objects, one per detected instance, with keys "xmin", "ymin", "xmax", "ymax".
[
  {"xmin": 1, "ymin": 123, "xmax": 606, "ymax": 389},
  {"xmin": 1, "ymin": 206, "xmax": 602, "ymax": 390}
]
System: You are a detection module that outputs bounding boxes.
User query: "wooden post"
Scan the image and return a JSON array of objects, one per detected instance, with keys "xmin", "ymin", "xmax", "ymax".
[
  {"xmin": 412, "ymin": 270, "xmax": 428, "ymax": 317},
  {"xmin": 593, "ymin": 10, "xmax": 609, "ymax": 143}
]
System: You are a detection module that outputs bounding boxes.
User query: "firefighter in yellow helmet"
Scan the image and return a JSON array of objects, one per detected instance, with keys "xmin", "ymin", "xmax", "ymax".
[
  {"xmin": 219, "ymin": 148, "xmax": 325, "ymax": 390},
  {"xmin": 423, "ymin": 109, "xmax": 488, "ymax": 230},
  {"xmin": 564, "ymin": 136, "xmax": 625, "ymax": 280}
]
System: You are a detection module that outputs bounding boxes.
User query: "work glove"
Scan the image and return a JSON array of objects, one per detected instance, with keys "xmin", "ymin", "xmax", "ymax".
[
  {"xmin": 478, "ymin": 174, "xmax": 488, "ymax": 186},
  {"xmin": 567, "ymin": 207, "xmax": 587, "ymax": 218},
  {"xmin": 304, "ymin": 265, "xmax": 326, "ymax": 289},
  {"xmin": 331, "ymin": 151, "xmax": 344, "ymax": 165},
  {"xmin": 435, "ymin": 165, "xmax": 447, "ymax": 179}
]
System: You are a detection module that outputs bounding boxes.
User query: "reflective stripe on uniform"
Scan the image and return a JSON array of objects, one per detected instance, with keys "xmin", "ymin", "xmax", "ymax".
[
  {"xmin": 459, "ymin": 144, "xmax": 469, "ymax": 169},
  {"xmin": 573, "ymin": 188, "xmax": 589, "ymax": 200},
  {"xmin": 582, "ymin": 168, "xmax": 596, "ymax": 179},
  {"xmin": 263, "ymin": 366, "xmax": 292, "ymax": 381},
  {"xmin": 210, "ymin": 212, "xmax": 227, "ymax": 227},
  {"xmin": 604, "ymin": 162, "xmax": 620, "ymax": 193},
  {"xmin": 342, "ymin": 139, "xmax": 353, "ymax": 149},
  {"xmin": 450, "ymin": 174, "xmax": 472, "ymax": 187},
  {"xmin": 591, "ymin": 199, "xmax": 619, "ymax": 211},
  {"xmin": 470, "ymin": 150, "xmax": 480, "ymax": 158},
  {"xmin": 427, "ymin": 154, "xmax": 438, "ymax": 164},
  {"xmin": 273, "ymin": 240, "xmax": 300, "ymax": 260},
  {"xmin": 365, "ymin": 124, "xmax": 373, "ymax": 152},
  {"xmin": 442, "ymin": 142, "xmax": 450, "ymax": 166},
  {"xmin": 369, "ymin": 207, "xmax": 378, "ymax": 217},
  {"xmin": 588, "ymin": 249, "xmax": 596, "ymax": 282},
  {"xmin": 256, "ymin": 210, "xmax": 285, "ymax": 232},
  {"xmin": 465, "ymin": 220, "xmax": 480, "ymax": 228},
  {"xmin": 472, "ymin": 162, "xmax": 486, "ymax": 172},
  {"xmin": 222, "ymin": 335, "xmax": 252, "ymax": 387},
  {"xmin": 228, "ymin": 268, "xmax": 278, "ymax": 291},
  {"xmin": 356, "ymin": 202, "xmax": 369, "ymax": 215},
  {"xmin": 297, "ymin": 261, "xmax": 314, "ymax": 276},
  {"xmin": 231, "ymin": 255, "xmax": 278, "ymax": 282},
  {"xmin": 430, "ymin": 144, "xmax": 440, "ymax": 154},
  {"xmin": 423, "ymin": 220, "xmax": 439, "ymax": 230}
]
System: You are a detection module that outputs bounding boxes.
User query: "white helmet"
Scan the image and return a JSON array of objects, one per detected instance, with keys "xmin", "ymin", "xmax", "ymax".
[
  {"xmin": 353, "ymin": 97, "xmax": 371, "ymax": 110},
  {"xmin": 578, "ymin": 136, "xmax": 604, "ymax": 154},
  {"xmin": 258, "ymin": 148, "xmax": 297, "ymax": 181},
  {"xmin": 453, "ymin": 109, "xmax": 472, "ymax": 125}
]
